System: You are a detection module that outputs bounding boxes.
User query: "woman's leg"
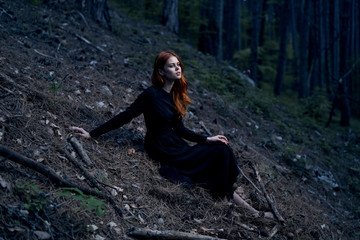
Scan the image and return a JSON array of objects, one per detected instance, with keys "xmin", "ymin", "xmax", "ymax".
[{"xmin": 233, "ymin": 192, "xmax": 274, "ymax": 219}]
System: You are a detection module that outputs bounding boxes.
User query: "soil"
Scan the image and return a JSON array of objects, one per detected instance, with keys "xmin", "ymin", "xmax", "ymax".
[{"xmin": 0, "ymin": 0, "xmax": 359, "ymax": 239}]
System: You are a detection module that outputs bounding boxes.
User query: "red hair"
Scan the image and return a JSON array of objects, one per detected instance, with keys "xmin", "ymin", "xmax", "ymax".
[{"xmin": 151, "ymin": 51, "xmax": 191, "ymax": 117}]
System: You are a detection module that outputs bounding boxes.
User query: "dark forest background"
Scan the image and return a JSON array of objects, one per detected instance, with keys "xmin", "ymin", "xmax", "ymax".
[{"xmin": 112, "ymin": 0, "xmax": 360, "ymax": 128}]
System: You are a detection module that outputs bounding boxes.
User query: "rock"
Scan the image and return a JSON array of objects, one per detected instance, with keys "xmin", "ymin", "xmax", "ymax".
[
  {"xmin": 101, "ymin": 85, "xmax": 113, "ymax": 96},
  {"xmin": 157, "ymin": 217, "xmax": 164, "ymax": 225},
  {"xmin": 87, "ymin": 224, "xmax": 98, "ymax": 231},
  {"xmin": 94, "ymin": 234, "xmax": 105, "ymax": 240},
  {"xmin": 312, "ymin": 166, "xmax": 339, "ymax": 191},
  {"xmin": 97, "ymin": 101, "xmax": 105, "ymax": 108},
  {"xmin": 34, "ymin": 231, "xmax": 51, "ymax": 239},
  {"xmin": 107, "ymin": 221, "xmax": 117, "ymax": 229}
]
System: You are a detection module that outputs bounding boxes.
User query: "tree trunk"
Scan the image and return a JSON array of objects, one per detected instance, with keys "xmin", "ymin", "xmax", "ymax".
[
  {"xmin": 339, "ymin": 0, "xmax": 352, "ymax": 126},
  {"xmin": 274, "ymin": 0, "xmax": 290, "ymax": 96},
  {"xmin": 215, "ymin": 0, "xmax": 224, "ymax": 60},
  {"xmin": 162, "ymin": 0, "xmax": 179, "ymax": 34},
  {"xmin": 332, "ymin": 0, "xmax": 340, "ymax": 89},
  {"xmin": 309, "ymin": 0, "xmax": 318, "ymax": 95},
  {"xmin": 82, "ymin": 0, "xmax": 111, "ymax": 30},
  {"xmin": 259, "ymin": 0, "xmax": 267, "ymax": 47},
  {"xmin": 324, "ymin": 0, "xmax": 332, "ymax": 97},
  {"xmin": 298, "ymin": 0, "xmax": 310, "ymax": 98},
  {"xmin": 224, "ymin": 0, "xmax": 235, "ymax": 61},
  {"xmin": 289, "ymin": 0, "xmax": 299, "ymax": 80},
  {"xmin": 234, "ymin": 0, "xmax": 241, "ymax": 51},
  {"xmin": 198, "ymin": 0, "xmax": 224, "ymax": 60},
  {"xmin": 250, "ymin": 0, "xmax": 263, "ymax": 86},
  {"xmin": 319, "ymin": 0, "xmax": 325, "ymax": 89}
]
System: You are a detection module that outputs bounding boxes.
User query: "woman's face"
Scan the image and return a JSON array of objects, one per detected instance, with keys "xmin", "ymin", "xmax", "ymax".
[{"xmin": 159, "ymin": 56, "xmax": 182, "ymax": 82}]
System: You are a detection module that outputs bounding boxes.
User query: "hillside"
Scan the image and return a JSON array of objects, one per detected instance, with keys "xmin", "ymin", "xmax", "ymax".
[{"xmin": 0, "ymin": 0, "xmax": 359, "ymax": 239}]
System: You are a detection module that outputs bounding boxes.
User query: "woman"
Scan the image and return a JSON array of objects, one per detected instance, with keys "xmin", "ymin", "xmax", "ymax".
[{"xmin": 71, "ymin": 51, "xmax": 273, "ymax": 219}]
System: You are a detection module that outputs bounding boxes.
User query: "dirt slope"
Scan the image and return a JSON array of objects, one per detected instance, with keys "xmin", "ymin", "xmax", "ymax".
[{"xmin": 0, "ymin": 0, "xmax": 359, "ymax": 239}]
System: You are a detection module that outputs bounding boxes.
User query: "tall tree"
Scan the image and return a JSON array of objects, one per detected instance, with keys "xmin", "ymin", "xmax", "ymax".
[
  {"xmin": 198, "ymin": 0, "xmax": 224, "ymax": 60},
  {"xmin": 332, "ymin": 0, "xmax": 340, "ymax": 95},
  {"xmin": 215, "ymin": 0, "xmax": 224, "ymax": 60},
  {"xmin": 81, "ymin": 0, "xmax": 111, "ymax": 30},
  {"xmin": 162, "ymin": 0, "xmax": 179, "ymax": 34},
  {"xmin": 289, "ymin": 0, "xmax": 299, "ymax": 79},
  {"xmin": 298, "ymin": 0, "xmax": 310, "ymax": 98},
  {"xmin": 339, "ymin": 0, "xmax": 352, "ymax": 126},
  {"xmin": 324, "ymin": 0, "xmax": 332, "ymax": 97},
  {"xmin": 309, "ymin": 0, "xmax": 318, "ymax": 95},
  {"xmin": 234, "ymin": 0, "xmax": 242, "ymax": 51},
  {"xmin": 224, "ymin": 0, "xmax": 235, "ymax": 61},
  {"xmin": 274, "ymin": 0, "xmax": 290, "ymax": 96},
  {"xmin": 319, "ymin": 0, "xmax": 325, "ymax": 89},
  {"xmin": 249, "ymin": 0, "xmax": 263, "ymax": 86}
]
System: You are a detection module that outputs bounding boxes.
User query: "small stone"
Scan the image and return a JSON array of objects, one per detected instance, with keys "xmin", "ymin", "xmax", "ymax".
[
  {"xmin": 34, "ymin": 231, "xmax": 51, "ymax": 239},
  {"xmin": 101, "ymin": 85, "xmax": 113, "ymax": 96},
  {"xmin": 94, "ymin": 234, "xmax": 105, "ymax": 240},
  {"xmin": 107, "ymin": 221, "xmax": 117, "ymax": 229},
  {"xmin": 157, "ymin": 218, "xmax": 164, "ymax": 225},
  {"xmin": 287, "ymin": 232, "xmax": 295, "ymax": 239}
]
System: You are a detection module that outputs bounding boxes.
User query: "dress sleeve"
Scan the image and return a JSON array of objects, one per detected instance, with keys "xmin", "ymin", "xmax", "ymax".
[
  {"xmin": 90, "ymin": 89, "xmax": 150, "ymax": 138},
  {"xmin": 174, "ymin": 117, "xmax": 207, "ymax": 143}
]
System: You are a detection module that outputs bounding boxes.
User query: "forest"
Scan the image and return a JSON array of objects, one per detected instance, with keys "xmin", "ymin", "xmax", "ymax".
[
  {"xmin": 0, "ymin": 0, "xmax": 359, "ymax": 239},
  {"xmin": 117, "ymin": 0, "xmax": 360, "ymax": 127}
]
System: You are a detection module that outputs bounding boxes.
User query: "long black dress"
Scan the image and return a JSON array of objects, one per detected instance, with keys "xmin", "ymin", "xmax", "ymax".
[{"xmin": 90, "ymin": 86, "xmax": 239, "ymax": 199}]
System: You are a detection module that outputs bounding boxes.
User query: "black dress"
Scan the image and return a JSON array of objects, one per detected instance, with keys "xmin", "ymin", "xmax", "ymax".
[{"xmin": 90, "ymin": 86, "xmax": 239, "ymax": 199}]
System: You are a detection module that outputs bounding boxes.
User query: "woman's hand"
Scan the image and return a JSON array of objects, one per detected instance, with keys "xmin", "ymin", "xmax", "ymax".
[
  {"xmin": 69, "ymin": 126, "xmax": 91, "ymax": 139},
  {"xmin": 206, "ymin": 135, "xmax": 228, "ymax": 145}
]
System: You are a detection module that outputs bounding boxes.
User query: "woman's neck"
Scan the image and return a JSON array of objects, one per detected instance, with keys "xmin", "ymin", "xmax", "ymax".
[{"xmin": 162, "ymin": 80, "xmax": 174, "ymax": 93}]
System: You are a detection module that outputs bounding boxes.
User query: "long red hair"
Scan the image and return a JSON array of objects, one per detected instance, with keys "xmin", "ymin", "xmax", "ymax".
[{"xmin": 151, "ymin": 51, "xmax": 191, "ymax": 117}]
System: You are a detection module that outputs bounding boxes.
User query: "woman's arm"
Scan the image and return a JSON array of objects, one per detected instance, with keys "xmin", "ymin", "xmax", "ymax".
[
  {"xmin": 174, "ymin": 118, "xmax": 207, "ymax": 143},
  {"xmin": 174, "ymin": 118, "xmax": 229, "ymax": 145},
  {"xmin": 72, "ymin": 88, "xmax": 151, "ymax": 139}
]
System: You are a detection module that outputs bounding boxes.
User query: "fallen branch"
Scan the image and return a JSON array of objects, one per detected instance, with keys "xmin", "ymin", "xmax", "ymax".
[
  {"xmin": 76, "ymin": 11, "xmax": 89, "ymax": 29},
  {"xmin": 57, "ymin": 146, "xmax": 123, "ymax": 219},
  {"xmin": 0, "ymin": 72, "xmax": 25, "ymax": 90},
  {"xmin": 234, "ymin": 220, "xmax": 260, "ymax": 233},
  {"xmin": 127, "ymin": 227, "xmax": 226, "ymax": 240},
  {"xmin": 250, "ymin": 162, "xmax": 285, "ymax": 223},
  {"xmin": 0, "ymin": 7, "xmax": 16, "ymax": 20},
  {"xmin": 0, "ymin": 85, "xmax": 14, "ymax": 95},
  {"xmin": 0, "ymin": 144, "xmax": 123, "ymax": 219},
  {"xmin": 267, "ymin": 224, "xmax": 280, "ymax": 238},
  {"xmin": 33, "ymin": 49, "xmax": 57, "ymax": 60},
  {"xmin": 68, "ymin": 135, "xmax": 94, "ymax": 167},
  {"xmin": 237, "ymin": 166, "xmax": 262, "ymax": 194},
  {"xmin": 57, "ymin": 147, "xmax": 98, "ymax": 189},
  {"xmin": 238, "ymin": 139, "xmax": 290, "ymax": 173},
  {"xmin": 74, "ymin": 33, "xmax": 106, "ymax": 53},
  {"xmin": 199, "ymin": 121, "xmax": 212, "ymax": 136}
]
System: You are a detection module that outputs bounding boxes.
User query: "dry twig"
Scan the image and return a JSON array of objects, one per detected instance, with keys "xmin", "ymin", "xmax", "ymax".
[
  {"xmin": 238, "ymin": 139, "xmax": 290, "ymax": 173},
  {"xmin": 74, "ymin": 33, "xmax": 106, "ymax": 53},
  {"xmin": 127, "ymin": 227, "xmax": 226, "ymax": 240},
  {"xmin": 0, "ymin": 144, "xmax": 123, "ymax": 219},
  {"xmin": 68, "ymin": 135, "xmax": 94, "ymax": 167},
  {"xmin": 199, "ymin": 121, "xmax": 212, "ymax": 136},
  {"xmin": 250, "ymin": 162, "xmax": 285, "ymax": 223}
]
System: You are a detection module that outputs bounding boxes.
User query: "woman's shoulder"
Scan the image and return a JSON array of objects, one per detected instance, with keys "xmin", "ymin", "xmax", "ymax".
[{"xmin": 142, "ymin": 85, "xmax": 162, "ymax": 96}]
